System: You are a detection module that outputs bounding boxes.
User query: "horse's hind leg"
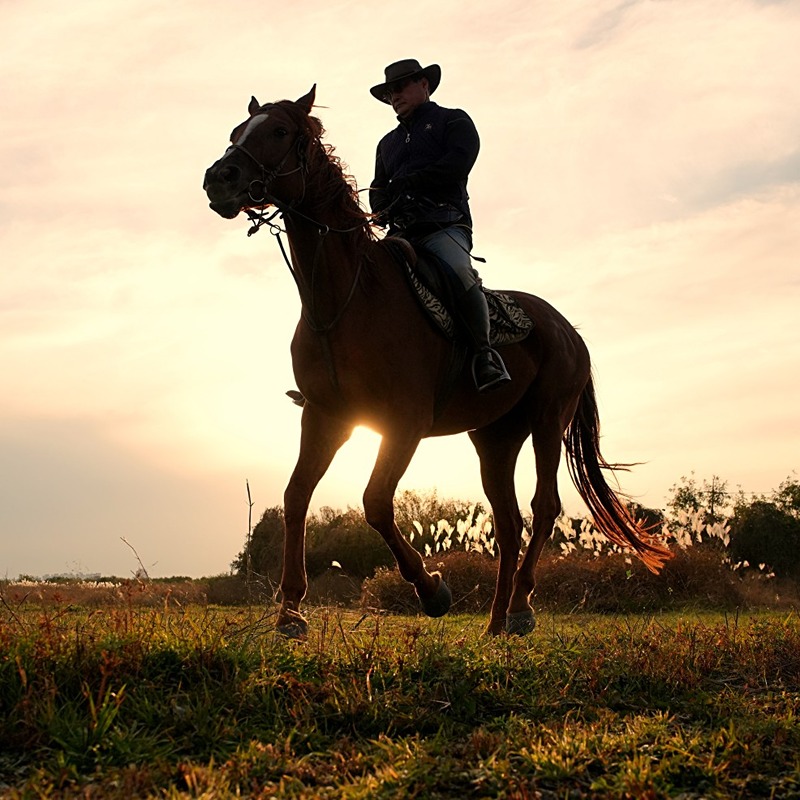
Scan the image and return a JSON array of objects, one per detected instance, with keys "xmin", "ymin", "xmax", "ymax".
[
  {"xmin": 507, "ymin": 417, "xmax": 565, "ymax": 634},
  {"xmin": 363, "ymin": 430, "xmax": 448, "ymax": 615},
  {"xmin": 468, "ymin": 414, "xmax": 529, "ymax": 636},
  {"xmin": 279, "ymin": 404, "xmax": 353, "ymax": 637}
]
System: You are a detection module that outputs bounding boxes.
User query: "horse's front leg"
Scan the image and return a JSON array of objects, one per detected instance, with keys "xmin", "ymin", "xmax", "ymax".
[
  {"xmin": 363, "ymin": 430, "xmax": 451, "ymax": 617},
  {"xmin": 279, "ymin": 404, "xmax": 353, "ymax": 637}
]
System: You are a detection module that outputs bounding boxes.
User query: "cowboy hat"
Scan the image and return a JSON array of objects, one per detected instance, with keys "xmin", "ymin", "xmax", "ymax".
[{"xmin": 370, "ymin": 59, "xmax": 441, "ymax": 103}]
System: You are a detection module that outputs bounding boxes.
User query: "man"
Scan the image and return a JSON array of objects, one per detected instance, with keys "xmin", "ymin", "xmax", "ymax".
[{"xmin": 369, "ymin": 59, "xmax": 511, "ymax": 393}]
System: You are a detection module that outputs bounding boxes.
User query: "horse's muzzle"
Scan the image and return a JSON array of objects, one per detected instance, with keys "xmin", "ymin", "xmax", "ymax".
[
  {"xmin": 207, "ymin": 199, "xmax": 242, "ymax": 219},
  {"xmin": 204, "ymin": 161, "xmax": 246, "ymax": 218}
]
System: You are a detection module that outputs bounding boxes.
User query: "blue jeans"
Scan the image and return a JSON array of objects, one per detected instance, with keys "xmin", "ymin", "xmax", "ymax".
[{"xmin": 417, "ymin": 226, "xmax": 481, "ymax": 292}]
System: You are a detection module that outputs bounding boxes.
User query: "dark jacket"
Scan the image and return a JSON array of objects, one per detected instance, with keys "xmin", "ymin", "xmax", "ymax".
[{"xmin": 370, "ymin": 101, "xmax": 480, "ymax": 237}]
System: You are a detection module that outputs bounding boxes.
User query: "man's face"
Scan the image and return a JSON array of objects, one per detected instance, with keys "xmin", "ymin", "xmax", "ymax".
[{"xmin": 385, "ymin": 77, "xmax": 429, "ymax": 119}]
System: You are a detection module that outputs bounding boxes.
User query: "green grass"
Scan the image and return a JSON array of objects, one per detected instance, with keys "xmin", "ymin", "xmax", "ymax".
[{"xmin": 1, "ymin": 604, "xmax": 799, "ymax": 798}]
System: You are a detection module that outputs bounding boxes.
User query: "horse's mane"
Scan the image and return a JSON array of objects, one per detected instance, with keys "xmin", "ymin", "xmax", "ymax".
[{"xmin": 274, "ymin": 101, "xmax": 377, "ymax": 253}]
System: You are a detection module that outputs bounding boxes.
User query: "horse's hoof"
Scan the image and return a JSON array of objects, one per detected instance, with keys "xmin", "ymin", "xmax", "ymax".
[
  {"xmin": 419, "ymin": 576, "xmax": 452, "ymax": 618},
  {"xmin": 484, "ymin": 620, "xmax": 505, "ymax": 637},
  {"xmin": 505, "ymin": 609, "xmax": 536, "ymax": 636},
  {"xmin": 276, "ymin": 612, "xmax": 308, "ymax": 639}
]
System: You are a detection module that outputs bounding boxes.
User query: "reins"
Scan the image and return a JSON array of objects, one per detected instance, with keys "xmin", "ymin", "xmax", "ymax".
[
  {"xmin": 236, "ymin": 131, "xmax": 374, "ymax": 395},
  {"xmin": 248, "ymin": 206, "xmax": 366, "ymax": 336}
]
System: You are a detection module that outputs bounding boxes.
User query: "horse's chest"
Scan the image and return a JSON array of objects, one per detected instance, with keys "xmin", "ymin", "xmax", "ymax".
[{"xmin": 290, "ymin": 324, "xmax": 430, "ymax": 413}]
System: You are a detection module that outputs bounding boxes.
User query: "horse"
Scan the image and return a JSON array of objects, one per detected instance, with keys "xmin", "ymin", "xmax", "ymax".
[{"xmin": 203, "ymin": 86, "xmax": 672, "ymax": 638}]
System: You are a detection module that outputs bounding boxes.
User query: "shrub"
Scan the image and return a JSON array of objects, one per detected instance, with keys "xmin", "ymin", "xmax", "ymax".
[
  {"xmin": 729, "ymin": 501, "xmax": 800, "ymax": 579},
  {"xmin": 203, "ymin": 574, "xmax": 250, "ymax": 605},
  {"xmin": 361, "ymin": 567, "xmax": 420, "ymax": 614},
  {"xmin": 361, "ymin": 551, "xmax": 498, "ymax": 614},
  {"xmin": 305, "ymin": 508, "xmax": 394, "ymax": 580},
  {"xmin": 305, "ymin": 569, "xmax": 364, "ymax": 607},
  {"xmin": 361, "ymin": 546, "xmax": 761, "ymax": 615},
  {"xmin": 235, "ymin": 505, "xmax": 396, "ymax": 585},
  {"xmin": 534, "ymin": 547, "xmax": 743, "ymax": 611},
  {"xmin": 233, "ymin": 478, "xmax": 800, "ymax": 614},
  {"xmin": 437, "ymin": 551, "xmax": 499, "ymax": 612}
]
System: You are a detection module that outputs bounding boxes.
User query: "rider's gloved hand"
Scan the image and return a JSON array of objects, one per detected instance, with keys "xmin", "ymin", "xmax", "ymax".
[{"xmin": 388, "ymin": 174, "xmax": 417, "ymax": 201}]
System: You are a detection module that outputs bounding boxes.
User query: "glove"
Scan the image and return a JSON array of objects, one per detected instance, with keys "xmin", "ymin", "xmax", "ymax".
[{"xmin": 388, "ymin": 174, "xmax": 416, "ymax": 201}]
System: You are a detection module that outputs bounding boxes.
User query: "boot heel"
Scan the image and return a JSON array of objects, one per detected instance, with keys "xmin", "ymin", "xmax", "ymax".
[{"xmin": 472, "ymin": 348, "xmax": 511, "ymax": 392}]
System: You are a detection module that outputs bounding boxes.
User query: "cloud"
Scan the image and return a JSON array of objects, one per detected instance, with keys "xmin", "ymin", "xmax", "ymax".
[
  {"xmin": 686, "ymin": 150, "xmax": 800, "ymax": 210},
  {"xmin": 574, "ymin": 0, "xmax": 642, "ymax": 49},
  {"xmin": 470, "ymin": 0, "xmax": 800, "ymax": 249}
]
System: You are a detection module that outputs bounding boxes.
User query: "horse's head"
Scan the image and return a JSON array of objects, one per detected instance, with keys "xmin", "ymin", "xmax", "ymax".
[{"xmin": 203, "ymin": 86, "xmax": 318, "ymax": 219}]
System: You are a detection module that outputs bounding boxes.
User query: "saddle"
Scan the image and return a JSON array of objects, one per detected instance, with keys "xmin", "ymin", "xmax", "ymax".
[
  {"xmin": 285, "ymin": 239, "xmax": 534, "ymax": 413},
  {"xmin": 380, "ymin": 237, "xmax": 534, "ymax": 345}
]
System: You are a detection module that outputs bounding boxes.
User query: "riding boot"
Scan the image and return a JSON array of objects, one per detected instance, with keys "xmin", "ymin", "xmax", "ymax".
[{"xmin": 458, "ymin": 284, "xmax": 512, "ymax": 392}]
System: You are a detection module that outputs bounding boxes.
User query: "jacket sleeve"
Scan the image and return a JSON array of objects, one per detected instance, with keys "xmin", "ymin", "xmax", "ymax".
[
  {"xmin": 404, "ymin": 111, "xmax": 480, "ymax": 194},
  {"xmin": 369, "ymin": 143, "xmax": 391, "ymax": 215}
]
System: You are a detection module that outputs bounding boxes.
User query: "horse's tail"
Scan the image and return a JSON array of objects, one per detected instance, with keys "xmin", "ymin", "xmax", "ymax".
[{"xmin": 564, "ymin": 375, "xmax": 673, "ymax": 573}]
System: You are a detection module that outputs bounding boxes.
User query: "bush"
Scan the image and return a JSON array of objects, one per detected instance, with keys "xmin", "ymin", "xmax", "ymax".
[
  {"xmin": 438, "ymin": 551, "xmax": 500, "ymax": 612},
  {"xmin": 534, "ymin": 547, "xmax": 743, "ymax": 611},
  {"xmin": 203, "ymin": 574, "xmax": 251, "ymax": 605},
  {"xmin": 361, "ymin": 546, "xmax": 771, "ymax": 615},
  {"xmin": 361, "ymin": 551, "xmax": 498, "ymax": 614},
  {"xmin": 233, "ymin": 479, "xmax": 800, "ymax": 614},
  {"xmin": 361, "ymin": 567, "xmax": 422, "ymax": 615},
  {"xmin": 730, "ymin": 501, "xmax": 800, "ymax": 579},
  {"xmin": 305, "ymin": 508, "xmax": 394, "ymax": 580},
  {"xmin": 306, "ymin": 569, "xmax": 364, "ymax": 606},
  {"xmin": 235, "ymin": 505, "xmax": 396, "ymax": 585}
]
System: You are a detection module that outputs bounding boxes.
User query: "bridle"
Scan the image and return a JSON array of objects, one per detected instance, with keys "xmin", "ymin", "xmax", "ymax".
[
  {"xmin": 225, "ymin": 137, "xmax": 306, "ymax": 211},
  {"xmin": 223, "ymin": 119, "xmax": 372, "ymax": 392}
]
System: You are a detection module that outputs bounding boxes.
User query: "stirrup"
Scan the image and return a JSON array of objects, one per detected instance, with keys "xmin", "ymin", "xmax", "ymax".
[{"xmin": 472, "ymin": 348, "xmax": 511, "ymax": 393}]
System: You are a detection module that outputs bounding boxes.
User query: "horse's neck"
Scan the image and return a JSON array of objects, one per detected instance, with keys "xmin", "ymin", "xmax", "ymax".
[{"xmin": 283, "ymin": 213, "xmax": 364, "ymax": 320}]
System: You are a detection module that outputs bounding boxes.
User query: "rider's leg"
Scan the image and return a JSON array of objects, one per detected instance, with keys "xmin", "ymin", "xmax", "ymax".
[
  {"xmin": 459, "ymin": 283, "xmax": 512, "ymax": 391},
  {"xmin": 420, "ymin": 227, "xmax": 511, "ymax": 392}
]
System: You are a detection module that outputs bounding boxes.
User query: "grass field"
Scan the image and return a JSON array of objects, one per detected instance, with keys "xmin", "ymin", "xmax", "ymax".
[{"xmin": 1, "ymin": 601, "xmax": 799, "ymax": 798}]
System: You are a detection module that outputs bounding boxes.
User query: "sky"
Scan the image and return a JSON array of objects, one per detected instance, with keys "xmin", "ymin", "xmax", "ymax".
[{"xmin": 1, "ymin": 0, "xmax": 798, "ymax": 579}]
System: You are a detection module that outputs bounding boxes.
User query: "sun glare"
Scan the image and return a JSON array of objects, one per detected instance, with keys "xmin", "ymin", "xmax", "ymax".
[{"xmin": 335, "ymin": 425, "xmax": 382, "ymax": 473}]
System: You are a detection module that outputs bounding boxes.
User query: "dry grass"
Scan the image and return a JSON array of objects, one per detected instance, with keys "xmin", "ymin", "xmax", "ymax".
[
  {"xmin": 1, "ymin": 605, "xmax": 799, "ymax": 798},
  {"xmin": 0, "ymin": 575, "xmax": 250, "ymax": 609}
]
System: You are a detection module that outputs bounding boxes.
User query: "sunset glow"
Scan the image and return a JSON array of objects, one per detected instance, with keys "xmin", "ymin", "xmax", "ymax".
[{"xmin": 2, "ymin": 0, "xmax": 798, "ymax": 577}]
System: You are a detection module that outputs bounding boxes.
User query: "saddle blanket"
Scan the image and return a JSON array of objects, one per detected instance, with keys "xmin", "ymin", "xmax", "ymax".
[{"xmin": 381, "ymin": 238, "xmax": 534, "ymax": 346}]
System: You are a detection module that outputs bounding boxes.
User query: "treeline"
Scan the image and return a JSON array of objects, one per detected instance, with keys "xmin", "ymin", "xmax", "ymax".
[
  {"xmin": 231, "ymin": 490, "xmax": 483, "ymax": 586},
  {"xmin": 232, "ymin": 474, "xmax": 800, "ymax": 609}
]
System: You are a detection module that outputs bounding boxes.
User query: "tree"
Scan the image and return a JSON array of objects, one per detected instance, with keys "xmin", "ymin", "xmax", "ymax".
[
  {"xmin": 772, "ymin": 475, "xmax": 800, "ymax": 517},
  {"xmin": 667, "ymin": 473, "xmax": 731, "ymax": 526},
  {"xmin": 231, "ymin": 506, "xmax": 284, "ymax": 582}
]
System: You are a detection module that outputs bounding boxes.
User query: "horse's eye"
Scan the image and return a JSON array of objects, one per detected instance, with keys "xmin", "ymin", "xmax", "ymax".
[{"xmin": 275, "ymin": 128, "xmax": 289, "ymax": 138}]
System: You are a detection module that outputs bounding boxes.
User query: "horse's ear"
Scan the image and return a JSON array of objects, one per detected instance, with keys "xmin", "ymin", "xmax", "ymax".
[
  {"xmin": 248, "ymin": 96, "xmax": 261, "ymax": 115},
  {"xmin": 295, "ymin": 85, "xmax": 316, "ymax": 115}
]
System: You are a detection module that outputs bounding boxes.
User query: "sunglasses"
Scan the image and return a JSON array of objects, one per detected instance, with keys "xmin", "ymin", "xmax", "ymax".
[{"xmin": 382, "ymin": 76, "xmax": 422, "ymax": 102}]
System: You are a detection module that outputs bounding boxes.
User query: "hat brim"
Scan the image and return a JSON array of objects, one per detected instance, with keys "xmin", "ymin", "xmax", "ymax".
[{"xmin": 370, "ymin": 64, "xmax": 441, "ymax": 103}]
